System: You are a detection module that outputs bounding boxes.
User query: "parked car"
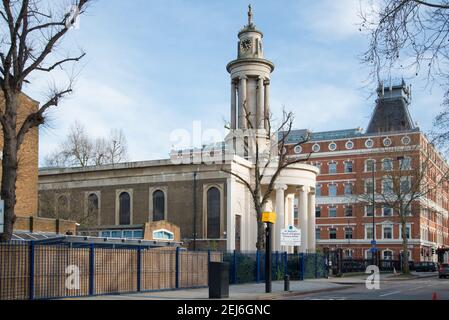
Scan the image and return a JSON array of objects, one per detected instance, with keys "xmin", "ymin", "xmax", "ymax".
[
  {"xmin": 438, "ymin": 263, "xmax": 449, "ymax": 278},
  {"xmin": 414, "ymin": 262, "xmax": 437, "ymax": 272}
]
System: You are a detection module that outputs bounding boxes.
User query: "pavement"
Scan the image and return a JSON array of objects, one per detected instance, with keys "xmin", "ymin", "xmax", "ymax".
[
  {"xmin": 69, "ymin": 272, "xmax": 441, "ymax": 300},
  {"xmin": 73, "ymin": 279, "xmax": 353, "ymax": 300}
]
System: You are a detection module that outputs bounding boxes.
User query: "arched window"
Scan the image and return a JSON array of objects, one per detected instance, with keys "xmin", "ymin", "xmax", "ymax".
[
  {"xmin": 87, "ymin": 194, "xmax": 99, "ymax": 224},
  {"xmin": 207, "ymin": 187, "xmax": 221, "ymax": 239},
  {"xmin": 57, "ymin": 195, "xmax": 69, "ymax": 219},
  {"xmin": 153, "ymin": 190, "xmax": 165, "ymax": 222},
  {"xmin": 119, "ymin": 192, "xmax": 131, "ymax": 225}
]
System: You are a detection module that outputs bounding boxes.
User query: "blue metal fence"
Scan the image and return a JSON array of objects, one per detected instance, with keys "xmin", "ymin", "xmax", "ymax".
[
  {"xmin": 0, "ymin": 243, "xmax": 328, "ymax": 300},
  {"xmin": 0, "ymin": 242, "xmax": 222, "ymax": 300},
  {"xmin": 222, "ymin": 251, "xmax": 328, "ymax": 284}
]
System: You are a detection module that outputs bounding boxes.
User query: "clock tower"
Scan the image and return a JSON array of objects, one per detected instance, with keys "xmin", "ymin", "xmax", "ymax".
[{"xmin": 227, "ymin": 5, "xmax": 275, "ymax": 131}]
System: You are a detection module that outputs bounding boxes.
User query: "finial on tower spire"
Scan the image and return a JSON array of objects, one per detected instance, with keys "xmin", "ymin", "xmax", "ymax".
[{"xmin": 248, "ymin": 4, "xmax": 253, "ymax": 26}]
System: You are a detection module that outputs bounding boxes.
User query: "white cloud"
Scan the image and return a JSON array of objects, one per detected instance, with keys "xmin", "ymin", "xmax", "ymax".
[
  {"xmin": 271, "ymin": 83, "xmax": 369, "ymax": 132},
  {"xmin": 300, "ymin": 0, "xmax": 376, "ymax": 39}
]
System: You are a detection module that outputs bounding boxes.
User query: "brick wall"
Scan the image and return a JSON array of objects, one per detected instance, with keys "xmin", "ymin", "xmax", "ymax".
[{"xmin": 0, "ymin": 93, "xmax": 39, "ymax": 218}]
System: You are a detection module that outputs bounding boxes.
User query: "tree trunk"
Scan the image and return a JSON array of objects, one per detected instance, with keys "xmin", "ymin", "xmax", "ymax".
[
  {"xmin": 256, "ymin": 219, "xmax": 265, "ymax": 250},
  {"xmin": 0, "ymin": 130, "xmax": 19, "ymax": 242},
  {"xmin": 401, "ymin": 221, "xmax": 410, "ymax": 275}
]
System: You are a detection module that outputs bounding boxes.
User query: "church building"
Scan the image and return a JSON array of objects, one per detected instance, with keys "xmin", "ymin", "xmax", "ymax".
[{"xmin": 38, "ymin": 8, "xmax": 319, "ymax": 252}]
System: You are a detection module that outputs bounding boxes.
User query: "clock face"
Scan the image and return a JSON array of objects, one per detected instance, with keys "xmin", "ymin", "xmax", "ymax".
[{"xmin": 240, "ymin": 39, "xmax": 252, "ymax": 52}]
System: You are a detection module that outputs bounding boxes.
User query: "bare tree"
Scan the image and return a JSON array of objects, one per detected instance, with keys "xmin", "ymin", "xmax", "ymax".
[
  {"xmin": 106, "ymin": 128, "xmax": 128, "ymax": 165},
  {"xmin": 356, "ymin": 144, "xmax": 449, "ymax": 274},
  {"xmin": 39, "ymin": 190, "xmax": 99, "ymax": 228},
  {"xmin": 222, "ymin": 104, "xmax": 311, "ymax": 250},
  {"xmin": 360, "ymin": 1, "xmax": 449, "ymax": 146},
  {"xmin": 0, "ymin": 0, "xmax": 91, "ymax": 242},
  {"xmin": 361, "ymin": 0, "xmax": 449, "ymax": 82},
  {"xmin": 44, "ymin": 121, "xmax": 129, "ymax": 168}
]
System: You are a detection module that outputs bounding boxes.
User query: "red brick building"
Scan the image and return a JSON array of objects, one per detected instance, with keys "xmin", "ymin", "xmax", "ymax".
[{"xmin": 285, "ymin": 82, "xmax": 449, "ymax": 263}]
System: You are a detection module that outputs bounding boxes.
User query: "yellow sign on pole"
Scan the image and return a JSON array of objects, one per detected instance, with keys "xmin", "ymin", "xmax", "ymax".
[{"xmin": 262, "ymin": 212, "xmax": 277, "ymax": 224}]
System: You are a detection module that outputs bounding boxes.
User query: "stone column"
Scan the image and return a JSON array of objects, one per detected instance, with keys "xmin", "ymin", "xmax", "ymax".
[
  {"xmin": 307, "ymin": 189, "xmax": 316, "ymax": 253},
  {"xmin": 298, "ymin": 186, "xmax": 309, "ymax": 253},
  {"xmin": 257, "ymin": 77, "xmax": 264, "ymax": 129},
  {"xmin": 286, "ymin": 194, "xmax": 295, "ymax": 254},
  {"xmin": 231, "ymin": 80, "xmax": 237, "ymax": 129},
  {"xmin": 275, "ymin": 184, "xmax": 287, "ymax": 251},
  {"xmin": 264, "ymin": 79, "xmax": 270, "ymax": 130},
  {"xmin": 239, "ymin": 76, "xmax": 248, "ymax": 129}
]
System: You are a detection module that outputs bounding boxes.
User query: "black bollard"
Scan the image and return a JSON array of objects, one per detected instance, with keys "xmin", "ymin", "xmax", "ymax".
[{"xmin": 284, "ymin": 275, "xmax": 290, "ymax": 292}]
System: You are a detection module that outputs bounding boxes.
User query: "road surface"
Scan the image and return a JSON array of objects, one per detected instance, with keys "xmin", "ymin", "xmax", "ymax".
[{"xmin": 287, "ymin": 276, "xmax": 449, "ymax": 300}]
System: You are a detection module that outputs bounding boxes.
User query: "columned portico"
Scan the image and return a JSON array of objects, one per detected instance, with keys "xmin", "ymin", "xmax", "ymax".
[
  {"xmin": 298, "ymin": 186, "xmax": 309, "ymax": 253},
  {"xmin": 274, "ymin": 184, "xmax": 287, "ymax": 250},
  {"xmin": 307, "ymin": 189, "xmax": 316, "ymax": 253}
]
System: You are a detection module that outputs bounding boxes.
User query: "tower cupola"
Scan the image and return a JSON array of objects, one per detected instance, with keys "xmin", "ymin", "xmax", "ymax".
[{"xmin": 227, "ymin": 5, "xmax": 274, "ymax": 131}]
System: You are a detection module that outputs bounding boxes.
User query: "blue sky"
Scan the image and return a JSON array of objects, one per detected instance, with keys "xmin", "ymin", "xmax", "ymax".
[{"xmin": 25, "ymin": 0, "xmax": 446, "ymax": 165}]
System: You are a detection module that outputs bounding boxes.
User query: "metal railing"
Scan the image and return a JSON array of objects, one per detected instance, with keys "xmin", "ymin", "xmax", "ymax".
[
  {"xmin": 0, "ymin": 242, "xmax": 222, "ymax": 300},
  {"xmin": 222, "ymin": 251, "xmax": 328, "ymax": 284}
]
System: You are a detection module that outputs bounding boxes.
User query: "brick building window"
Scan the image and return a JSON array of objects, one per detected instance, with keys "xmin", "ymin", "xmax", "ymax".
[
  {"xmin": 316, "ymin": 185, "xmax": 322, "ymax": 197},
  {"xmin": 365, "ymin": 225, "xmax": 373, "ymax": 239},
  {"xmin": 344, "ymin": 183, "xmax": 353, "ymax": 195},
  {"xmin": 328, "ymin": 184, "xmax": 337, "ymax": 197},
  {"xmin": 382, "ymin": 158, "xmax": 393, "ymax": 171},
  {"xmin": 328, "ymin": 162, "xmax": 337, "ymax": 174},
  {"xmin": 344, "ymin": 205, "xmax": 353, "ymax": 217},
  {"xmin": 365, "ymin": 180, "xmax": 375, "ymax": 194},
  {"xmin": 382, "ymin": 178, "xmax": 393, "ymax": 193},
  {"xmin": 329, "ymin": 207, "xmax": 337, "ymax": 217},
  {"xmin": 365, "ymin": 159, "xmax": 376, "ymax": 172},
  {"xmin": 152, "ymin": 190, "xmax": 165, "ymax": 222},
  {"xmin": 399, "ymin": 157, "xmax": 412, "ymax": 170},
  {"xmin": 119, "ymin": 192, "xmax": 131, "ymax": 225},
  {"xmin": 207, "ymin": 187, "xmax": 221, "ymax": 239},
  {"xmin": 316, "ymin": 228, "xmax": 321, "ymax": 240},
  {"xmin": 383, "ymin": 225, "xmax": 393, "ymax": 239},
  {"xmin": 344, "ymin": 161, "xmax": 353, "ymax": 173},
  {"xmin": 365, "ymin": 205, "xmax": 374, "ymax": 217},
  {"xmin": 315, "ymin": 207, "xmax": 321, "ymax": 217},
  {"xmin": 383, "ymin": 206, "xmax": 393, "ymax": 217},
  {"xmin": 87, "ymin": 194, "xmax": 99, "ymax": 224},
  {"xmin": 329, "ymin": 228, "xmax": 337, "ymax": 239},
  {"xmin": 400, "ymin": 177, "xmax": 411, "ymax": 193},
  {"xmin": 345, "ymin": 228, "xmax": 353, "ymax": 239},
  {"xmin": 383, "ymin": 250, "xmax": 393, "ymax": 260},
  {"xmin": 57, "ymin": 195, "xmax": 69, "ymax": 219},
  {"xmin": 400, "ymin": 224, "xmax": 411, "ymax": 240}
]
